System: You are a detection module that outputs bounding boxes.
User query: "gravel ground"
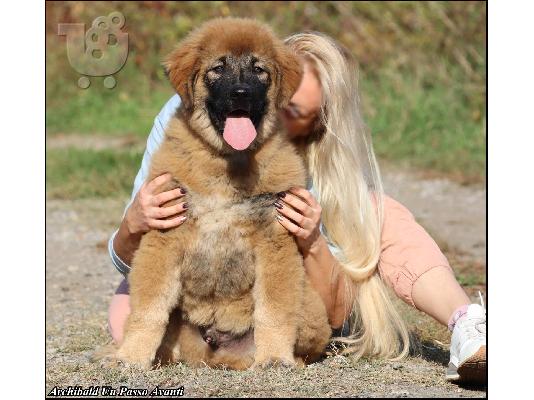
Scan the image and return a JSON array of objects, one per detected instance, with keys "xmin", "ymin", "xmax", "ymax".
[
  {"xmin": 381, "ymin": 163, "xmax": 486, "ymax": 266},
  {"xmin": 46, "ymin": 150, "xmax": 486, "ymax": 397}
]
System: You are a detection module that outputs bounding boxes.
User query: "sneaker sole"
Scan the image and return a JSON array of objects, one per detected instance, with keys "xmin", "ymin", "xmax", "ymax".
[{"xmin": 456, "ymin": 345, "xmax": 486, "ymax": 384}]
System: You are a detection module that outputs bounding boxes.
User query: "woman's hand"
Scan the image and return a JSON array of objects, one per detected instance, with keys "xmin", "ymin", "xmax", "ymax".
[
  {"xmin": 125, "ymin": 172, "xmax": 189, "ymax": 235},
  {"xmin": 274, "ymin": 186, "xmax": 324, "ymax": 256}
]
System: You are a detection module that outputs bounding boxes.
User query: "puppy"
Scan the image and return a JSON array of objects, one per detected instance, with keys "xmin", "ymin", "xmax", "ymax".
[{"xmin": 113, "ymin": 17, "xmax": 331, "ymax": 370}]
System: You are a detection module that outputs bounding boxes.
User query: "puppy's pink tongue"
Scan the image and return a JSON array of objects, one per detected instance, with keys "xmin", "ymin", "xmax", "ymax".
[{"xmin": 223, "ymin": 117, "xmax": 257, "ymax": 150}]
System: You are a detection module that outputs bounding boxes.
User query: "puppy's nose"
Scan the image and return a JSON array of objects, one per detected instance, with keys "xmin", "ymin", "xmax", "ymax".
[{"xmin": 231, "ymin": 85, "xmax": 251, "ymax": 99}]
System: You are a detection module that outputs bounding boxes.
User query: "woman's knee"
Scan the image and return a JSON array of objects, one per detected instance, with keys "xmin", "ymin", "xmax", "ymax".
[{"xmin": 108, "ymin": 293, "xmax": 131, "ymax": 344}]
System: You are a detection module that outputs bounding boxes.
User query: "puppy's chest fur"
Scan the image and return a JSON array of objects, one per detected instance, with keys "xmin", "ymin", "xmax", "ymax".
[
  {"xmin": 147, "ymin": 116, "xmax": 306, "ymax": 331},
  {"xmin": 180, "ymin": 192, "xmax": 277, "ymax": 300}
]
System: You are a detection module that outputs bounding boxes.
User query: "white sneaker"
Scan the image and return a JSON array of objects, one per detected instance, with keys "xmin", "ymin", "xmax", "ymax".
[{"xmin": 445, "ymin": 300, "xmax": 487, "ymax": 383}]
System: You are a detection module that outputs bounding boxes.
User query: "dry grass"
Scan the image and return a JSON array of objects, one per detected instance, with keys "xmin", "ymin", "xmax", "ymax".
[{"xmin": 46, "ymin": 197, "xmax": 486, "ymax": 397}]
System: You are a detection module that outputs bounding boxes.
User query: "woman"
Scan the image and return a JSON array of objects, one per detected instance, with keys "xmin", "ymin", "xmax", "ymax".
[{"xmin": 107, "ymin": 32, "xmax": 486, "ymax": 383}]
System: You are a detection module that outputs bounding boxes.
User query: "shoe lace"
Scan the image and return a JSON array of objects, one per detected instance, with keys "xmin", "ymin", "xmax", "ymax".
[
  {"xmin": 478, "ymin": 290, "xmax": 485, "ymax": 310},
  {"xmin": 462, "ymin": 291, "xmax": 486, "ymax": 339}
]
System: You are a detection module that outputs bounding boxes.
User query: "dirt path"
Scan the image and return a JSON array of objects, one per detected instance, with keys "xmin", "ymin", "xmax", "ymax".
[
  {"xmin": 46, "ymin": 136, "xmax": 486, "ymax": 397},
  {"xmin": 381, "ymin": 163, "xmax": 486, "ymax": 266}
]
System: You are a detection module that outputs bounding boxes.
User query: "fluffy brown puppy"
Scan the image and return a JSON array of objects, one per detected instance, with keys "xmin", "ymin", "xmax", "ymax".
[{"xmin": 114, "ymin": 17, "xmax": 331, "ymax": 370}]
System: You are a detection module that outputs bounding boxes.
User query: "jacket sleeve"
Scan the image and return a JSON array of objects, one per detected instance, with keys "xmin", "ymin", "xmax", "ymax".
[{"xmin": 108, "ymin": 94, "xmax": 182, "ymax": 276}]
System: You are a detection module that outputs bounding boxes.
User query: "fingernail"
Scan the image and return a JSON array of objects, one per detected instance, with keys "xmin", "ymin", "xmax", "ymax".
[
  {"xmin": 276, "ymin": 214, "xmax": 283, "ymax": 221},
  {"xmin": 274, "ymin": 201, "xmax": 283, "ymax": 210},
  {"xmin": 180, "ymin": 187, "xmax": 187, "ymax": 194},
  {"xmin": 183, "ymin": 202, "xmax": 189, "ymax": 209},
  {"xmin": 181, "ymin": 216, "xmax": 187, "ymax": 222},
  {"xmin": 277, "ymin": 191, "xmax": 286, "ymax": 198}
]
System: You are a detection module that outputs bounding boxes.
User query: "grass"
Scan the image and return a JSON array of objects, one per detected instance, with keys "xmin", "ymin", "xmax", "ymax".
[
  {"xmin": 45, "ymin": 54, "xmax": 175, "ymax": 137},
  {"xmin": 46, "ymin": 148, "xmax": 143, "ymax": 199},
  {"xmin": 45, "ymin": 64, "xmax": 485, "ymax": 199},
  {"xmin": 46, "ymin": 87, "xmax": 173, "ymax": 137},
  {"xmin": 361, "ymin": 68, "xmax": 486, "ymax": 182},
  {"xmin": 456, "ymin": 272, "xmax": 485, "ymax": 287},
  {"xmin": 46, "ymin": 280, "xmax": 483, "ymax": 397},
  {"xmin": 45, "ymin": 1, "xmax": 485, "ymax": 198}
]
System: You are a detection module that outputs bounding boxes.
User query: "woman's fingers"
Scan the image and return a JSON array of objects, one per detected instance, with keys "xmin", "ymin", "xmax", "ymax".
[
  {"xmin": 150, "ymin": 202, "xmax": 188, "ymax": 219},
  {"xmin": 145, "ymin": 172, "xmax": 173, "ymax": 193},
  {"xmin": 152, "ymin": 187, "xmax": 185, "ymax": 206},
  {"xmin": 274, "ymin": 200, "xmax": 313, "ymax": 230},
  {"xmin": 277, "ymin": 191, "xmax": 312, "ymax": 217},
  {"xmin": 275, "ymin": 214, "xmax": 303, "ymax": 237},
  {"xmin": 278, "ymin": 187, "xmax": 323, "ymax": 222},
  {"xmin": 149, "ymin": 215, "xmax": 187, "ymax": 230},
  {"xmin": 288, "ymin": 186, "xmax": 320, "ymax": 209},
  {"xmin": 276, "ymin": 187, "xmax": 324, "ymax": 249}
]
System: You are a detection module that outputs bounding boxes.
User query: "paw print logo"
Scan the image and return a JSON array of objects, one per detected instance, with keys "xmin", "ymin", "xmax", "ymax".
[{"xmin": 58, "ymin": 11, "xmax": 129, "ymax": 89}]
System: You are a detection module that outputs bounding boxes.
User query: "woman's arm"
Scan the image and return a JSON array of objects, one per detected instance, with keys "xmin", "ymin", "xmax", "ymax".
[
  {"xmin": 108, "ymin": 94, "xmax": 184, "ymax": 274},
  {"xmin": 301, "ymin": 235, "xmax": 355, "ymax": 329},
  {"xmin": 274, "ymin": 187, "xmax": 354, "ymax": 328}
]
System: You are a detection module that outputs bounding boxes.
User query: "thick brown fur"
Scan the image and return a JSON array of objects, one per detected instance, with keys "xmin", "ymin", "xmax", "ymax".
[{"xmin": 105, "ymin": 18, "xmax": 331, "ymax": 370}]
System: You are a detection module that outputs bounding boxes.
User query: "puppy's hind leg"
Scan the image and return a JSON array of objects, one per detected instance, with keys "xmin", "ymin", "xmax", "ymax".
[
  {"xmin": 116, "ymin": 232, "xmax": 183, "ymax": 370},
  {"xmin": 294, "ymin": 278, "xmax": 332, "ymax": 364}
]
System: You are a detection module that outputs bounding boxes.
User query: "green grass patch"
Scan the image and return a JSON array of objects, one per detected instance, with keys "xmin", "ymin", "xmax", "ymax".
[
  {"xmin": 46, "ymin": 49, "xmax": 174, "ymax": 137},
  {"xmin": 46, "ymin": 1, "xmax": 485, "ymax": 183},
  {"xmin": 361, "ymin": 68, "xmax": 486, "ymax": 181},
  {"xmin": 46, "ymin": 67, "xmax": 486, "ymax": 184},
  {"xmin": 46, "ymin": 84, "xmax": 174, "ymax": 137},
  {"xmin": 46, "ymin": 148, "xmax": 142, "ymax": 199},
  {"xmin": 456, "ymin": 271, "xmax": 486, "ymax": 287},
  {"xmin": 46, "ymin": 88, "xmax": 169, "ymax": 137}
]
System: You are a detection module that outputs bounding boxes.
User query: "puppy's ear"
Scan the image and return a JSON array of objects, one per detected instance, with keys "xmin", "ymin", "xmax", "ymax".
[
  {"xmin": 162, "ymin": 37, "xmax": 200, "ymax": 110},
  {"xmin": 274, "ymin": 45, "xmax": 304, "ymax": 109}
]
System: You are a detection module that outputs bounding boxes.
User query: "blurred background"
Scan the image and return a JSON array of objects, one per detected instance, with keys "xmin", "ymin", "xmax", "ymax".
[{"xmin": 46, "ymin": 1, "xmax": 486, "ymax": 199}]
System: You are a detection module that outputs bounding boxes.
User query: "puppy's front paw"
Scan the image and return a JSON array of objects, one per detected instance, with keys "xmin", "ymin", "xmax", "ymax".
[
  {"xmin": 99, "ymin": 354, "xmax": 124, "ymax": 369},
  {"xmin": 115, "ymin": 346, "xmax": 154, "ymax": 370},
  {"xmin": 250, "ymin": 356, "xmax": 296, "ymax": 370},
  {"xmin": 91, "ymin": 344, "xmax": 122, "ymax": 368}
]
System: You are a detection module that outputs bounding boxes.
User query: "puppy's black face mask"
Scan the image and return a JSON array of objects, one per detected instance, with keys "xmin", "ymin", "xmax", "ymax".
[{"xmin": 204, "ymin": 54, "xmax": 271, "ymax": 151}]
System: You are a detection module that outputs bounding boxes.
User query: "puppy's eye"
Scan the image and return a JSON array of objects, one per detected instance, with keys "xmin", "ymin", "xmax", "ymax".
[
  {"xmin": 211, "ymin": 65, "xmax": 224, "ymax": 74},
  {"xmin": 253, "ymin": 66, "xmax": 265, "ymax": 74}
]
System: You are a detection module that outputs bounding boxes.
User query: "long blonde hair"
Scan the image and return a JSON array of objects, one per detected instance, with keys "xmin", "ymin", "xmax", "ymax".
[{"xmin": 284, "ymin": 32, "xmax": 410, "ymax": 360}]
